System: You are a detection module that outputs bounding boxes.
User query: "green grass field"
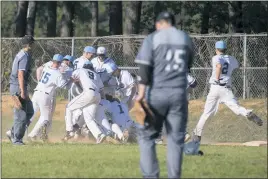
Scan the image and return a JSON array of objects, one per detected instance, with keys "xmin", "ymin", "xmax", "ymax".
[{"xmin": 2, "ymin": 142, "xmax": 267, "ymax": 178}]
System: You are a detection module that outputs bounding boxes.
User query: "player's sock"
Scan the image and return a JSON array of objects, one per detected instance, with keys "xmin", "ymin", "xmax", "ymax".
[
  {"xmin": 65, "ymin": 108, "xmax": 74, "ymax": 131},
  {"xmin": 111, "ymin": 124, "xmax": 124, "ymax": 140},
  {"xmin": 101, "ymin": 119, "xmax": 112, "ymax": 131}
]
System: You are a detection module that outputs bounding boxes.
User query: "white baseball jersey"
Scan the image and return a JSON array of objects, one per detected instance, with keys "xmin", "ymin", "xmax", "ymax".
[
  {"xmin": 34, "ymin": 66, "xmax": 69, "ymax": 94},
  {"xmin": 72, "ymin": 68, "xmax": 104, "ymax": 92},
  {"xmin": 209, "ymin": 54, "xmax": 239, "ymax": 86},
  {"xmin": 72, "ymin": 56, "xmax": 89, "ymax": 70},
  {"xmin": 91, "ymin": 57, "xmax": 116, "ymax": 83},
  {"xmin": 114, "ymin": 70, "xmax": 135, "ymax": 103}
]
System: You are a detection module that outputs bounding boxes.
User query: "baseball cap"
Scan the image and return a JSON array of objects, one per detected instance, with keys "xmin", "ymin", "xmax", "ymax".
[
  {"xmin": 53, "ymin": 54, "xmax": 64, "ymax": 62},
  {"xmin": 83, "ymin": 60, "xmax": 93, "ymax": 69},
  {"xmin": 97, "ymin": 46, "xmax": 107, "ymax": 55},
  {"xmin": 155, "ymin": 12, "xmax": 175, "ymax": 26},
  {"xmin": 107, "ymin": 63, "xmax": 118, "ymax": 74},
  {"xmin": 63, "ymin": 55, "xmax": 74, "ymax": 62},
  {"xmin": 84, "ymin": 46, "xmax": 96, "ymax": 54},
  {"xmin": 21, "ymin": 35, "xmax": 35, "ymax": 45},
  {"xmin": 215, "ymin": 41, "xmax": 227, "ymax": 49}
]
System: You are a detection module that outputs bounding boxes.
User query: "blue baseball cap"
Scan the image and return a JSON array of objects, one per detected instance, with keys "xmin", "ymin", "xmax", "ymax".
[
  {"xmin": 84, "ymin": 46, "xmax": 96, "ymax": 54},
  {"xmin": 63, "ymin": 55, "xmax": 74, "ymax": 62},
  {"xmin": 215, "ymin": 41, "xmax": 227, "ymax": 49},
  {"xmin": 107, "ymin": 63, "xmax": 118, "ymax": 74},
  {"xmin": 53, "ymin": 54, "xmax": 64, "ymax": 62}
]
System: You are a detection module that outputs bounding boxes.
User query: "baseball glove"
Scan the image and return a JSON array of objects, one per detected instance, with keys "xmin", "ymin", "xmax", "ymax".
[
  {"xmin": 11, "ymin": 95, "xmax": 22, "ymax": 110},
  {"xmin": 133, "ymin": 99, "xmax": 155, "ymax": 126}
]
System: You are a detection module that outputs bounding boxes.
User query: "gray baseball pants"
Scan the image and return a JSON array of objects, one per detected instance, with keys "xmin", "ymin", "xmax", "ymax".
[
  {"xmin": 10, "ymin": 85, "xmax": 34, "ymax": 143},
  {"xmin": 137, "ymin": 88, "xmax": 188, "ymax": 178}
]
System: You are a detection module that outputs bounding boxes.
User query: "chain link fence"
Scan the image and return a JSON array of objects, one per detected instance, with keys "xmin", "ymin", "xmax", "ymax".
[{"xmin": 1, "ymin": 34, "xmax": 267, "ymax": 142}]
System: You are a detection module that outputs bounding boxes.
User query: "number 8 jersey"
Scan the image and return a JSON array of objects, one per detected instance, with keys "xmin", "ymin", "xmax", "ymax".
[
  {"xmin": 71, "ymin": 68, "xmax": 104, "ymax": 92},
  {"xmin": 34, "ymin": 66, "xmax": 69, "ymax": 95},
  {"xmin": 209, "ymin": 54, "xmax": 239, "ymax": 86}
]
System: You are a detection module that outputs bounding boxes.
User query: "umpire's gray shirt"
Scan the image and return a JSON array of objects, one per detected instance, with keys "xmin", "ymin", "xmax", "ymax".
[
  {"xmin": 135, "ymin": 27, "xmax": 193, "ymax": 88},
  {"xmin": 9, "ymin": 50, "xmax": 32, "ymax": 86}
]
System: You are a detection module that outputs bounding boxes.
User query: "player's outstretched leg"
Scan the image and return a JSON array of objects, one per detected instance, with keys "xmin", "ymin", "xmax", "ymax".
[{"xmin": 222, "ymin": 92, "xmax": 263, "ymax": 126}]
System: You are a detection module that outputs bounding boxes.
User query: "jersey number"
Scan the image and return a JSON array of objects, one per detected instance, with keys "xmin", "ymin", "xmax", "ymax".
[
  {"xmin": 40, "ymin": 72, "xmax": 51, "ymax": 84},
  {"xmin": 221, "ymin": 63, "xmax": 229, "ymax": 75},
  {"xmin": 73, "ymin": 61, "xmax": 78, "ymax": 70},
  {"xmin": 118, "ymin": 105, "xmax": 124, "ymax": 114},
  {"xmin": 165, "ymin": 49, "xmax": 186, "ymax": 72},
  {"xmin": 88, "ymin": 71, "xmax": 94, "ymax": 79}
]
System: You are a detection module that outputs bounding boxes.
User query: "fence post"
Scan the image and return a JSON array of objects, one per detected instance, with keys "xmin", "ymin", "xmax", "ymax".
[
  {"xmin": 71, "ymin": 37, "xmax": 75, "ymax": 56},
  {"xmin": 243, "ymin": 35, "xmax": 247, "ymax": 99}
]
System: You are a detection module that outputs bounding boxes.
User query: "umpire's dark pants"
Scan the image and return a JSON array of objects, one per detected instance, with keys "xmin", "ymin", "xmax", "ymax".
[
  {"xmin": 10, "ymin": 85, "xmax": 34, "ymax": 143},
  {"xmin": 137, "ymin": 88, "xmax": 188, "ymax": 178}
]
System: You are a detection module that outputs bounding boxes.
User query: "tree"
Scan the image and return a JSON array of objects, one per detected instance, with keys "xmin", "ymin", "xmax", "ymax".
[
  {"xmin": 47, "ymin": 1, "xmax": 57, "ymax": 37},
  {"xmin": 200, "ymin": 2, "xmax": 211, "ymax": 34},
  {"xmin": 91, "ymin": 1, "xmax": 98, "ymax": 36},
  {"xmin": 14, "ymin": 1, "xmax": 28, "ymax": 37},
  {"xmin": 109, "ymin": 1, "xmax": 122, "ymax": 35},
  {"xmin": 26, "ymin": 1, "xmax": 37, "ymax": 36},
  {"xmin": 60, "ymin": 1, "xmax": 75, "ymax": 37},
  {"xmin": 123, "ymin": 1, "xmax": 142, "ymax": 34},
  {"xmin": 228, "ymin": 1, "xmax": 243, "ymax": 33}
]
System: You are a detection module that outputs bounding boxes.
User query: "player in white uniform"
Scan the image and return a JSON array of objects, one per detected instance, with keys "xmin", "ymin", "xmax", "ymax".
[
  {"xmin": 192, "ymin": 41, "xmax": 263, "ymax": 142},
  {"xmin": 28, "ymin": 54, "xmax": 70, "ymax": 141},
  {"xmin": 63, "ymin": 61, "xmax": 107, "ymax": 144},
  {"xmin": 72, "ymin": 46, "xmax": 96, "ymax": 70},
  {"xmin": 107, "ymin": 63, "xmax": 137, "ymax": 111}
]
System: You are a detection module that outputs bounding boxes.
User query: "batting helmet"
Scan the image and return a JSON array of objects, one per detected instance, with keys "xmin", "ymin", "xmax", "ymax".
[
  {"xmin": 184, "ymin": 141, "xmax": 203, "ymax": 155},
  {"xmin": 155, "ymin": 11, "xmax": 175, "ymax": 26}
]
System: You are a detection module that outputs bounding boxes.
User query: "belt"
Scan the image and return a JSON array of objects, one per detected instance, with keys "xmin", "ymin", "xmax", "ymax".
[
  {"xmin": 34, "ymin": 90, "xmax": 49, "ymax": 95},
  {"xmin": 211, "ymin": 84, "xmax": 231, "ymax": 88}
]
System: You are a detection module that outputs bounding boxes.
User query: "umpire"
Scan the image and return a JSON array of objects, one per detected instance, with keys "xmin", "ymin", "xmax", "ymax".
[
  {"xmin": 135, "ymin": 12, "xmax": 194, "ymax": 178},
  {"xmin": 7, "ymin": 35, "xmax": 35, "ymax": 145}
]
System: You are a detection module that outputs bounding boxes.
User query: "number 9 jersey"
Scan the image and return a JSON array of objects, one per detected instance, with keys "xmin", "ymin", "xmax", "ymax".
[
  {"xmin": 71, "ymin": 68, "xmax": 104, "ymax": 92},
  {"xmin": 209, "ymin": 54, "xmax": 239, "ymax": 86}
]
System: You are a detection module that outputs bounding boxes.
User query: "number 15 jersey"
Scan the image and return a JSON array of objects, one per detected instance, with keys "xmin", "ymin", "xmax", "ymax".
[
  {"xmin": 34, "ymin": 66, "xmax": 68, "ymax": 95},
  {"xmin": 135, "ymin": 27, "xmax": 193, "ymax": 88},
  {"xmin": 72, "ymin": 68, "xmax": 104, "ymax": 92},
  {"xmin": 209, "ymin": 54, "xmax": 239, "ymax": 86}
]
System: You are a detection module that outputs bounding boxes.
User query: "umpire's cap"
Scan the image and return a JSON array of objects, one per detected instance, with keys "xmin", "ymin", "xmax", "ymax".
[
  {"xmin": 21, "ymin": 35, "xmax": 35, "ymax": 45},
  {"xmin": 155, "ymin": 12, "xmax": 175, "ymax": 26},
  {"xmin": 215, "ymin": 41, "xmax": 227, "ymax": 49},
  {"xmin": 53, "ymin": 54, "xmax": 64, "ymax": 62}
]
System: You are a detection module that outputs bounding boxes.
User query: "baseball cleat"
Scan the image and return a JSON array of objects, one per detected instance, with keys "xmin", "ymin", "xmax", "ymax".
[
  {"xmin": 247, "ymin": 112, "xmax": 263, "ymax": 126},
  {"xmin": 40, "ymin": 125, "xmax": 48, "ymax": 142},
  {"xmin": 74, "ymin": 128, "xmax": 83, "ymax": 140},
  {"xmin": 184, "ymin": 132, "xmax": 191, "ymax": 142},
  {"xmin": 155, "ymin": 138, "xmax": 163, "ymax": 145},
  {"xmin": 96, "ymin": 134, "xmax": 106, "ymax": 144},
  {"xmin": 62, "ymin": 131, "xmax": 75, "ymax": 141},
  {"xmin": 122, "ymin": 129, "xmax": 129, "ymax": 143}
]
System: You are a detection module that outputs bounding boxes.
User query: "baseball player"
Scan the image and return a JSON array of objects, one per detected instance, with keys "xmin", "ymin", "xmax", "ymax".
[
  {"xmin": 72, "ymin": 46, "xmax": 96, "ymax": 70},
  {"xmin": 134, "ymin": 12, "xmax": 194, "ymax": 178},
  {"xmin": 63, "ymin": 61, "xmax": 107, "ymax": 144},
  {"xmin": 107, "ymin": 63, "xmax": 137, "ymax": 111},
  {"xmin": 28, "ymin": 54, "xmax": 70, "ymax": 141},
  {"xmin": 191, "ymin": 41, "xmax": 263, "ymax": 142}
]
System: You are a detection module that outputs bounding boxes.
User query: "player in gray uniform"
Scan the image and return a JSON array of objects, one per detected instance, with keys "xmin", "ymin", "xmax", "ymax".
[
  {"xmin": 135, "ymin": 12, "xmax": 194, "ymax": 178},
  {"xmin": 6, "ymin": 35, "xmax": 35, "ymax": 145}
]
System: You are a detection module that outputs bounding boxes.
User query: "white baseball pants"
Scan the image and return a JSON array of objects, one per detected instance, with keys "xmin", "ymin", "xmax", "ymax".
[
  {"xmin": 194, "ymin": 85, "xmax": 252, "ymax": 136},
  {"xmin": 28, "ymin": 91, "xmax": 55, "ymax": 137},
  {"xmin": 65, "ymin": 89, "xmax": 103, "ymax": 140}
]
